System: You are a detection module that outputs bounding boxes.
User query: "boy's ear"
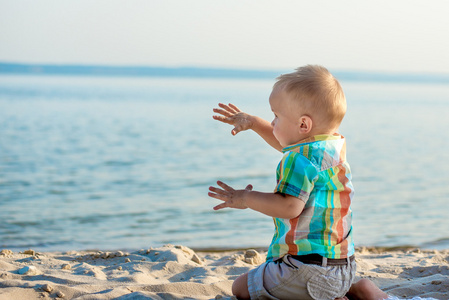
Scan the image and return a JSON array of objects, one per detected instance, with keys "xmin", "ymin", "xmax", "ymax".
[{"xmin": 298, "ymin": 115, "xmax": 312, "ymax": 134}]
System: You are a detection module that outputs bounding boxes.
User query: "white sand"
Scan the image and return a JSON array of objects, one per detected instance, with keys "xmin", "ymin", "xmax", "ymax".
[{"xmin": 0, "ymin": 245, "xmax": 448, "ymax": 299}]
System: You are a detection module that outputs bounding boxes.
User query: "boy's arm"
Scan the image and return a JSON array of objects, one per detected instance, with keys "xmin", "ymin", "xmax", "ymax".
[
  {"xmin": 208, "ymin": 181, "xmax": 305, "ymax": 219},
  {"xmin": 213, "ymin": 103, "xmax": 283, "ymax": 152}
]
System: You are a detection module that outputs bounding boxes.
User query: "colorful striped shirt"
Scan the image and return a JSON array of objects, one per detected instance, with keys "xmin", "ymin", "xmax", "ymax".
[{"xmin": 266, "ymin": 134, "xmax": 355, "ymax": 262}]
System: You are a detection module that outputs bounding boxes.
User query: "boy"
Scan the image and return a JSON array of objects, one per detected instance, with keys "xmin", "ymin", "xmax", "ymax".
[{"xmin": 208, "ymin": 65, "xmax": 356, "ymax": 299}]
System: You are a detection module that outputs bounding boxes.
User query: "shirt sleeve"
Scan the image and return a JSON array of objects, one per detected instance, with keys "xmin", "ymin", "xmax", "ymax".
[{"xmin": 275, "ymin": 151, "xmax": 319, "ymax": 202}]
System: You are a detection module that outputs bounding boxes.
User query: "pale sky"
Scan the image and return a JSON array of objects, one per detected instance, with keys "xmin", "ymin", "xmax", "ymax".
[{"xmin": 1, "ymin": 0, "xmax": 449, "ymax": 73}]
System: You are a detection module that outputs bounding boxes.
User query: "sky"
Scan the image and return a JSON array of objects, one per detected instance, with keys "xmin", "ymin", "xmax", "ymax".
[{"xmin": 1, "ymin": 0, "xmax": 449, "ymax": 74}]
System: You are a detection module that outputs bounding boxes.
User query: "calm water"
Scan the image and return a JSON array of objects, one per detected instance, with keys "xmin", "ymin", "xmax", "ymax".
[{"xmin": 1, "ymin": 74, "xmax": 448, "ymax": 252}]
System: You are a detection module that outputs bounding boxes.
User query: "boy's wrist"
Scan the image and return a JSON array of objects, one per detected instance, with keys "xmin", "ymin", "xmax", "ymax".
[
  {"xmin": 248, "ymin": 114, "xmax": 260, "ymax": 130},
  {"xmin": 241, "ymin": 189, "xmax": 251, "ymax": 209}
]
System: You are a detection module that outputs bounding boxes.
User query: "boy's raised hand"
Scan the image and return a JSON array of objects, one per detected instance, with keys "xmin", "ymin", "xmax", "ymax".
[{"xmin": 212, "ymin": 103, "xmax": 253, "ymax": 136}]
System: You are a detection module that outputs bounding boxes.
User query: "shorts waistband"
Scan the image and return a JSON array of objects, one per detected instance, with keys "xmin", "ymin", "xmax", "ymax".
[{"xmin": 290, "ymin": 254, "xmax": 355, "ymax": 267}]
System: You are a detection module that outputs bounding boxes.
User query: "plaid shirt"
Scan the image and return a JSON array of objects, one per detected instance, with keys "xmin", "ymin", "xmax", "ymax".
[{"xmin": 267, "ymin": 134, "xmax": 355, "ymax": 262}]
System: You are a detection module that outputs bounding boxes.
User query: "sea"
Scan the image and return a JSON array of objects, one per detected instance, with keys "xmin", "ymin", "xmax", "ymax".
[{"xmin": 1, "ymin": 73, "xmax": 449, "ymax": 252}]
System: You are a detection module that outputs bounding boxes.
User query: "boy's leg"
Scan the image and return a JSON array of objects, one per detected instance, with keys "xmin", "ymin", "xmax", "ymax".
[
  {"xmin": 232, "ymin": 272, "xmax": 250, "ymax": 300},
  {"xmin": 242, "ymin": 256, "xmax": 357, "ymax": 299},
  {"xmin": 246, "ymin": 257, "xmax": 324, "ymax": 299},
  {"xmin": 344, "ymin": 279, "xmax": 388, "ymax": 300}
]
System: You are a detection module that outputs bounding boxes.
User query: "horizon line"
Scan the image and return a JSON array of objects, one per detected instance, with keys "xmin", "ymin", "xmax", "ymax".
[{"xmin": 1, "ymin": 62, "xmax": 448, "ymax": 84}]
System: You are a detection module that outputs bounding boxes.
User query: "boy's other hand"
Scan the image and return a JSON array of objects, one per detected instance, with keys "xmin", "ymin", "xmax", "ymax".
[
  {"xmin": 209, "ymin": 181, "xmax": 253, "ymax": 210},
  {"xmin": 212, "ymin": 103, "xmax": 253, "ymax": 135}
]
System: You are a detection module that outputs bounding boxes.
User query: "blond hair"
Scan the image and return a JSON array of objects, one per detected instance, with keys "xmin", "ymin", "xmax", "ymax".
[{"xmin": 274, "ymin": 65, "xmax": 346, "ymax": 130}]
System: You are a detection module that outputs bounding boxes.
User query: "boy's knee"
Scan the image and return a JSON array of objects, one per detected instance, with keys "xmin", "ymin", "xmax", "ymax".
[{"xmin": 232, "ymin": 273, "xmax": 250, "ymax": 299}]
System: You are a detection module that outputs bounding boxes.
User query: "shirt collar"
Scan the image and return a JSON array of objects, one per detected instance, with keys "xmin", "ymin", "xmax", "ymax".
[{"xmin": 282, "ymin": 133, "xmax": 344, "ymax": 153}]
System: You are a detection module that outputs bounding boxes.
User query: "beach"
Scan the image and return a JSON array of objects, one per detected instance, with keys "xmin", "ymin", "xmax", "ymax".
[{"xmin": 1, "ymin": 245, "xmax": 448, "ymax": 299}]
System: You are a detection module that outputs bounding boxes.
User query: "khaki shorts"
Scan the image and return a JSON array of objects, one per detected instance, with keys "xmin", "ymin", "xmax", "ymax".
[{"xmin": 248, "ymin": 255, "xmax": 356, "ymax": 300}]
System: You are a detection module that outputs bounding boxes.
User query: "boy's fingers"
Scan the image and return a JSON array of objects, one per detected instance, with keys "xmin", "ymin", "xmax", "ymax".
[
  {"xmin": 208, "ymin": 186, "xmax": 228, "ymax": 197},
  {"xmin": 208, "ymin": 191, "xmax": 219, "ymax": 198},
  {"xmin": 213, "ymin": 115, "xmax": 229, "ymax": 123},
  {"xmin": 216, "ymin": 181, "xmax": 234, "ymax": 191},
  {"xmin": 219, "ymin": 103, "xmax": 239, "ymax": 114},
  {"xmin": 213, "ymin": 108, "xmax": 232, "ymax": 117},
  {"xmin": 213, "ymin": 203, "xmax": 227, "ymax": 210},
  {"xmin": 208, "ymin": 192, "xmax": 229, "ymax": 203},
  {"xmin": 218, "ymin": 103, "xmax": 234, "ymax": 113},
  {"xmin": 228, "ymin": 103, "xmax": 241, "ymax": 112},
  {"xmin": 213, "ymin": 115, "xmax": 234, "ymax": 126}
]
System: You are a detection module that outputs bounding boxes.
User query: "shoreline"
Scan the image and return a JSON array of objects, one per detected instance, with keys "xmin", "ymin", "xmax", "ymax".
[
  {"xmin": 1, "ymin": 245, "xmax": 448, "ymax": 299},
  {"xmin": 4, "ymin": 244, "xmax": 445, "ymax": 255}
]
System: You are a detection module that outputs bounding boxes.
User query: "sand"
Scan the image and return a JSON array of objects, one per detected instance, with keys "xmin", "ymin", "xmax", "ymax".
[{"xmin": 0, "ymin": 245, "xmax": 448, "ymax": 300}]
